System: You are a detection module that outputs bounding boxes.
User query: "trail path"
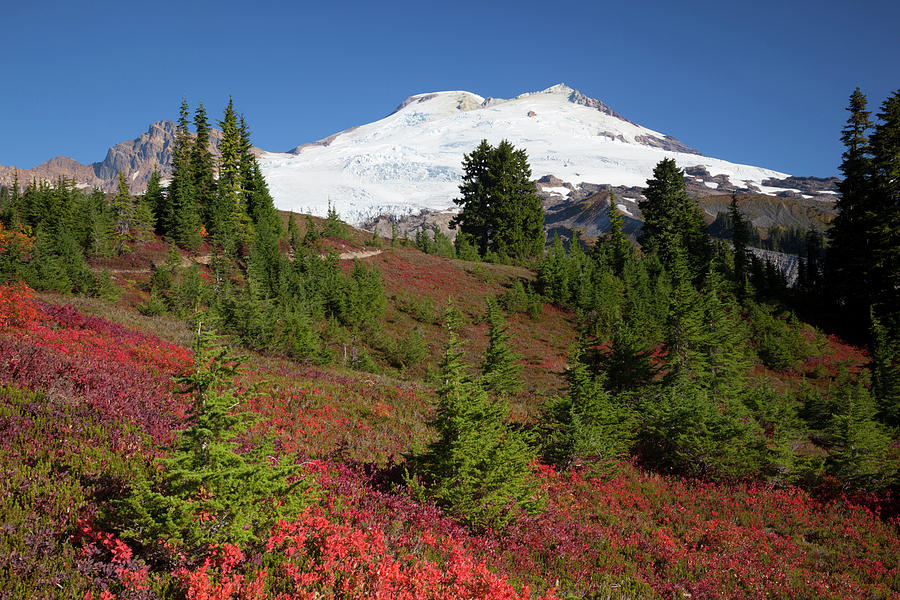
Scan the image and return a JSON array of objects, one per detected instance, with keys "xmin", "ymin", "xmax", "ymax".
[{"xmin": 95, "ymin": 249, "xmax": 382, "ymax": 275}]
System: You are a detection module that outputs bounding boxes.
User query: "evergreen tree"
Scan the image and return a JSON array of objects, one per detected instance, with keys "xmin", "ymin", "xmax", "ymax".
[
  {"xmin": 322, "ymin": 200, "xmax": 346, "ymax": 239},
  {"xmin": 452, "ymin": 140, "xmax": 493, "ymax": 255},
  {"xmin": 544, "ymin": 344, "xmax": 634, "ymax": 470},
  {"xmin": 110, "ymin": 173, "xmax": 135, "ymax": 254},
  {"xmin": 663, "ymin": 249, "xmax": 709, "ymax": 382},
  {"xmin": 413, "ymin": 322, "xmax": 542, "ymax": 529},
  {"xmin": 638, "ymin": 158, "xmax": 710, "ymax": 277},
  {"xmin": 144, "ymin": 168, "xmax": 164, "ymax": 231},
  {"xmin": 599, "ymin": 321, "xmax": 657, "ymax": 394},
  {"xmin": 868, "ymin": 89, "xmax": 900, "ymax": 324},
  {"xmin": 729, "ymin": 194, "xmax": 752, "ymax": 290},
  {"xmin": 592, "ymin": 196, "xmax": 633, "ymax": 276},
  {"xmin": 697, "ymin": 261, "xmax": 751, "ymax": 393},
  {"xmin": 638, "ymin": 377, "xmax": 761, "ymax": 479},
  {"xmin": 191, "ymin": 103, "xmax": 217, "ymax": 221},
  {"xmin": 451, "ymin": 140, "xmax": 544, "ymax": 260},
  {"xmin": 168, "ymin": 98, "xmax": 201, "ymax": 249},
  {"xmin": 480, "ymin": 298, "xmax": 522, "ymax": 395},
  {"xmin": 212, "ymin": 96, "xmax": 248, "ymax": 250},
  {"xmin": 490, "ymin": 140, "xmax": 545, "ymax": 259},
  {"xmin": 871, "ymin": 311, "xmax": 900, "ymax": 427},
  {"xmin": 303, "ymin": 214, "xmax": 319, "ymax": 247},
  {"xmin": 112, "ymin": 327, "xmax": 312, "ymax": 553},
  {"xmin": 287, "ymin": 212, "xmax": 301, "ymax": 254},
  {"xmin": 827, "ymin": 378, "xmax": 897, "ymax": 491},
  {"xmin": 827, "ymin": 88, "xmax": 875, "ymax": 329}
]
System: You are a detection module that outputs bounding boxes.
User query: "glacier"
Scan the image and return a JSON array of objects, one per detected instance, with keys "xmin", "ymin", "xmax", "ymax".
[{"xmin": 258, "ymin": 84, "xmax": 790, "ymax": 224}]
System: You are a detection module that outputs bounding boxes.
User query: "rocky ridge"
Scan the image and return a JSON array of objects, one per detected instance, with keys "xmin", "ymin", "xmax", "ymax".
[{"xmin": 0, "ymin": 121, "xmax": 258, "ymax": 194}]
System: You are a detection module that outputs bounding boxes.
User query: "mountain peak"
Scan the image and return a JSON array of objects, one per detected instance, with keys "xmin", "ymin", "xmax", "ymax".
[{"xmin": 538, "ymin": 83, "xmax": 576, "ymax": 95}]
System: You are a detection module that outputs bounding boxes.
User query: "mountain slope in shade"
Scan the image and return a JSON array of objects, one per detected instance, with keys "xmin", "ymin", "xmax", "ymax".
[{"xmin": 258, "ymin": 84, "xmax": 802, "ymax": 223}]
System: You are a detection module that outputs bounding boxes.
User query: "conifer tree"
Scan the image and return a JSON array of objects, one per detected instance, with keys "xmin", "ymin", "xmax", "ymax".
[
  {"xmin": 168, "ymin": 98, "xmax": 201, "ymax": 249},
  {"xmin": 593, "ymin": 196, "xmax": 634, "ymax": 276},
  {"xmin": 414, "ymin": 322, "xmax": 541, "ymax": 529},
  {"xmin": 544, "ymin": 343, "xmax": 634, "ymax": 470},
  {"xmin": 868, "ymin": 89, "xmax": 900, "ymax": 325},
  {"xmin": 480, "ymin": 298, "xmax": 522, "ymax": 395},
  {"xmin": 303, "ymin": 214, "xmax": 319, "ymax": 247},
  {"xmin": 144, "ymin": 168, "xmax": 164, "ymax": 230},
  {"xmin": 827, "ymin": 89, "xmax": 875, "ymax": 328},
  {"xmin": 871, "ymin": 311, "xmax": 900, "ymax": 427},
  {"xmin": 639, "ymin": 158, "xmax": 710, "ymax": 277},
  {"xmin": 113, "ymin": 327, "xmax": 312, "ymax": 552},
  {"xmin": 600, "ymin": 321, "xmax": 657, "ymax": 394},
  {"xmin": 191, "ymin": 103, "xmax": 217, "ymax": 221},
  {"xmin": 452, "ymin": 140, "xmax": 493, "ymax": 255},
  {"xmin": 287, "ymin": 212, "xmax": 301, "ymax": 254},
  {"xmin": 827, "ymin": 378, "xmax": 897, "ymax": 490},
  {"xmin": 698, "ymin": 261, "xmax": 751, "ymax": 393},
  {"xmin": 729, "ymin": 194, "xmax": 752, "ymax": 290},
  {"xmin": 663, "ymin": 249, "xmax": 709, "ymax": 382},
  {"xmin": 452, "ymin": 140, "xmax": 544, "ymax": 259},
  {"xmin": 212, "ymin": 97, "xmax": 249, "ymax": 251},
  {"xmin": 110, "ymin": 173, "xmax": 135, "ymax": 254}
]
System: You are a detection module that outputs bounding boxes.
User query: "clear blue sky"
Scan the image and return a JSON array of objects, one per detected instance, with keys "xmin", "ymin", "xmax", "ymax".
[{"xmin": 2, "ymin": 0, "xmax": 897, "ymax": 177}]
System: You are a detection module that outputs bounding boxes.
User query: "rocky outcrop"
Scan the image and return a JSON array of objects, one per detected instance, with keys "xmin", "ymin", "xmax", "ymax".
[
  {"xmin": 761, "ymin": 175, "xmax": 840, "ymax": 195},
  {"xmin": 1, "ymin": 121, "xmax": 258, "ymax": 194},
  {"xmin": 634, "ymin": 134, "xmax": 702, "ymax": 155}
]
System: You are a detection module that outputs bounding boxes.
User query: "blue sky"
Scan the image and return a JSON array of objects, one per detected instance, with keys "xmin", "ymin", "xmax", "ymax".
[{"xmin": 2, "ymin": 0, "xmax": 897, "ymax": 177}]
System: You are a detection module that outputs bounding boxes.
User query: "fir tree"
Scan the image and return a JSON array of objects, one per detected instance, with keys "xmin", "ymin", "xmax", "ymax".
[
  {"xmin": 729, "ymin": 194, "xmax": 752, "ymax": 290},
  {"xmin": 168, "ymin": 98, "xmax": 201, "ymax": 249},
  {"xmin": 480, "ymin": 298, "xmax": 522, "ymax": 395},
  {"xmin": 600, "ymin": 321, "xmax": 657, "ymax": 394},
  {"xmin": 452, "ymin": 140, "xmax": 493, "ymax": 255},
  {"xmin": 303, "ymin": 214, "xmax": 319, "ymax": 247},
  {"xmin": 827, "ymin": 378, "xmax": 897, "ymax": 491},
  {"xmin": 639, "ymin": 158, "xmax": 710, "ymax": 277},
  {"xmin": 451, "ymin": 140, "xmax": 544, "ymax": 260},
  {"xmin": 113, "ymin": 327, "xmax": 313, "ymax": 552},
  {"xmin": 287, "ymin": 212, "xmax": 301, "ymax": 255},
  {"xmin": 827, "ymin": 88, "xmax": 875, "ymax": 329},
  {"xmin": 544, "ymin": 343, "xmax": 634, "ymax": 470},
  {"xmin": 871, "ymin": 311, "xmax": 900, "ymax": 427},
  {"xmin": 414, "ymin": 322, "xmax": 542, "ymax": 529},
  {"xmin": 191, "ymin": 103, "xmax": 217, "ymax": 221},
  {"xmin": 110, "ymin": 173, "xmax": 135, "ymax": 254},
  {"xmin": 144, "ymin": 167, "xmax": 164, "ymax": 230},
  {"xmin": 868, "ymin": 89, "xmax": 900, "ymax": 325},
  {"xmin": 592, "ymin": 196, "xmax": 634, "ymax": 276},
  {"xmin": 212, "ymin": 96, "xmax": 248, "ymax": 251}
]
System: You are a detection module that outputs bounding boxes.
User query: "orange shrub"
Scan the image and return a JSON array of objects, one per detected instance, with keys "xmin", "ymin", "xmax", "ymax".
[{"xmin": 0, "ymin": 281, "xmax": 38, "ymax": 330}]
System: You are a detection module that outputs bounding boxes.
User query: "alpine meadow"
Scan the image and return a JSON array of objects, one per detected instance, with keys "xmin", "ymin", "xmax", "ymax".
[{"xmin": 1, "ymin": 75, "xmax": 899, "ymax": 600}]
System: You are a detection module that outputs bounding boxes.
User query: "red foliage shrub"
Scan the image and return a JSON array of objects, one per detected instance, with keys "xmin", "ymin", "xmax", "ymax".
[{"xmin": 0, "ymin": 281, "xmax": 38, "ymax": 330}]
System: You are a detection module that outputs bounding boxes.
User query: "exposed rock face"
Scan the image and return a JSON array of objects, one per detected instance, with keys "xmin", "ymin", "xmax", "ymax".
[
  {"xmin": 634, "ymin": 134, "xmax": 702, "ymax": 155},
  {"xmin": 0, "ymin": 156, "xmax": 99, "ymax": 189},
  {"xmin": 93, "ymin": 120, "xmax": 179, "ymax": 188},
  {"xmin": 0, "ymin": 121, "xmax": 257, "ymax": 194},
  {"xmin": 761, "ymin": 175, "xmax": 840, "ymax": 195}
]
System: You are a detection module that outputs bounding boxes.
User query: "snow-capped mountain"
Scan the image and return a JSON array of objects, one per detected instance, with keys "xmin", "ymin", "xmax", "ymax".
[{"xmin": 258, "ymin": 84, "xmax": 817, "ymax": 223}]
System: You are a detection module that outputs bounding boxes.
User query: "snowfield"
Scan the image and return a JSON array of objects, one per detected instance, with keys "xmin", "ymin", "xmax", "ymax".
[{"xmin": 259, "ymin": 84, "xmax": 790, "ymax": 223}]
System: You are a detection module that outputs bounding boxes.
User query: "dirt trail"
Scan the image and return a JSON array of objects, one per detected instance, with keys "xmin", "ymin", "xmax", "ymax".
[
  {"xmin": 95, "ymin": 249, "xmax": 382, "ymax": 276},
  {"xmin": 334, "ymin": 249, "xmax": 382, "ymax": 260}
]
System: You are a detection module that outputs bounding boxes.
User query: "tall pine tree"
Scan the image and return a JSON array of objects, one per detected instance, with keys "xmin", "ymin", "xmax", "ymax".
[
  {"xmin": 638, "ymin": 158, "xmax": 710, "ymax": 278},
  {"xmin": 827, "ymin": 88, "xmax": 874, "ymax": 327}
]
